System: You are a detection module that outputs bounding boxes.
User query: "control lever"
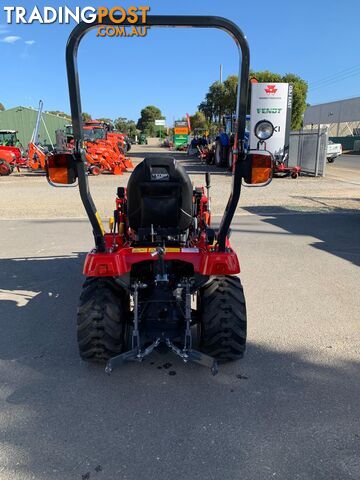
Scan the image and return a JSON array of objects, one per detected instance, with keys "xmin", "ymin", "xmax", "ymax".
[
  {"xmin": 205, "ymin": 171, "xmax": 211, "ymax": 214},
  {"xmin": 151, "ymin": 246, "xmax": 168, "ymax": 283}
]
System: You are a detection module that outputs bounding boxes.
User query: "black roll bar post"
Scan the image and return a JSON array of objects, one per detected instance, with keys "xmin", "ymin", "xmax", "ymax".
[{"xmin": 66, "ymin": 15, "xmax": 250, "ymax": 252}]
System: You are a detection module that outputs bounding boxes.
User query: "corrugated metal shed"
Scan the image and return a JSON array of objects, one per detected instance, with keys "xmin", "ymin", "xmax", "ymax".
[
  {"xmin": 0, "ymin": 106, "xmax": 70, "ymax": 146},
  {"xmin": 304, "ymin": 97, "xmax": 360, "ymax": 125}
]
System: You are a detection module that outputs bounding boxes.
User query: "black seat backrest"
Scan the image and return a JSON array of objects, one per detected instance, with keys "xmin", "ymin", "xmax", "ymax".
[{"xmin": 127, "ymin": 156, "xmax": 193, "ymax": 232}]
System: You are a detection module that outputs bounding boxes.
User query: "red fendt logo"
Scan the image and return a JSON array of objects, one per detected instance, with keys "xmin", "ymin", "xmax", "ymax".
[{"xmin": 265, "ymin": 84, "xmax": 278, "ymax": 95}]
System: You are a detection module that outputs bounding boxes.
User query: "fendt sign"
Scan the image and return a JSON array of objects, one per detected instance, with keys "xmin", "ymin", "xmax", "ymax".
[{"xmin": 250, "ymin": 83, "xmax": 293, "ymax": 157}]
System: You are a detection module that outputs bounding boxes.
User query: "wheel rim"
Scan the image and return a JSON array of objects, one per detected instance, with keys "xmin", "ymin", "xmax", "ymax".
[
  {"xmin": 228, "ymin": 150, "xmax": 233, "ymax": 169},
  {"xmin": 215, "ymin": 143, "xmax": 221, "ymax": 166},
  {"xmin": 0, "ymin": 161, "xmax": 10, "ymax": 175}
]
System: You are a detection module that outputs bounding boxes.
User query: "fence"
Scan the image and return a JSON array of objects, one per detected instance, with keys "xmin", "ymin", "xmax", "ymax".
[
  {"xmin": 288, "ymin": 128, "xmax": 328, "ymax": 176},
  {"xmin": 329, "ymin": 135, "xmax": 360, "ymax": 152}
]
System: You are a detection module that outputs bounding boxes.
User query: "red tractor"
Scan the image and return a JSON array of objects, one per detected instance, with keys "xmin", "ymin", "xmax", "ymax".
[
  {"xmin": 0, "ymin": 130, "xmax": 27, "ymax": 175},
  {"xmin": 45, "ymin": 15, "xmax": 273, "ymax": 375}
]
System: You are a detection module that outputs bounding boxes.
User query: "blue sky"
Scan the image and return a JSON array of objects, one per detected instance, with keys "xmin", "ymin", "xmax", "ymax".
[{"xmin": 1, "ymin": 0, "xmax": 360, "ymax": 124}]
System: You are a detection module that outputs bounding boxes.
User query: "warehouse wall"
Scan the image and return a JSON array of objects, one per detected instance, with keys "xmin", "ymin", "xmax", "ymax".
[{"xmin": 0, "ymin": 106, "xmax": 69, "ymax": 147}]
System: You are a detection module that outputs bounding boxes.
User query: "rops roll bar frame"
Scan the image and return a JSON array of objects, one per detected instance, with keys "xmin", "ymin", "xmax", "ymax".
[{"xmin": 66, "ymin": 15, "xmax": 250, "ymax": 252}]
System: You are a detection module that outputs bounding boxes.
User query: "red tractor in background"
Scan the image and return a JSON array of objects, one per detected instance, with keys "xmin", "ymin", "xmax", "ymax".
[{"xmin": 0, "ymin": 130, "xmax": 27, "ymax": 175}]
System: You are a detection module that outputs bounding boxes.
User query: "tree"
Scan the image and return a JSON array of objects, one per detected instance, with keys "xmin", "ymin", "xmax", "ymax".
[
  {"xmin": 222, "ymin": 75, "xmax": 238, "ymax": 115},
  {"xmin": 282, "ymin": 73, "xmax": 308, "ymax": 130},
  {"xmin": 114, "ymin": 117, "xmax": 128, "ymax": 132},
  {"xmin": 82, "ymin": 112, "xmax": 92, "ymax": 122},
  {"xmin": 137, "ymin": 105, "xmax": 164, "ymax": 136},
  {"xmin": 114, "ymin": 117, "xmax": 138, "ymax": 138},
  {"xmin": 198, "ymin": 78, "xmax": 238, "ymax": 123},
  {"xmin": 46, "ymin": 110, "xmax": 71, "ymax": 120},
  {"xmin": 0, "ymin": 103, "xmax": 5, "ymax": 111},
  {"xmin": 189, "ymin": 111, "xmax": 208, "ymax": 131},
  {"xmin": 199, "ymin": 71, "xmax": 308, "ymax": 131},
  {"xmin": 97, "ymin": 117, "xmax": 113, "ymax": 126},
  {"xmin": 198, "ymin": 82, "xmax": 225, "ymax": 123}
]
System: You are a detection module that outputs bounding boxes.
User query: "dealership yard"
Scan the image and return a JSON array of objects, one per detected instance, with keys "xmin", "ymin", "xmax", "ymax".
[
  {"xmin": 0, "ymin": 146, "xmax": 360, "ymax": 480},
  {"xmin": 0, "ymin": 147, "xmax": 360, "ymax": 219}
]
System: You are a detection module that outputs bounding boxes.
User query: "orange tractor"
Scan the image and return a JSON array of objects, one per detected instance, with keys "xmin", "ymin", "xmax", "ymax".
[
  {"xmin": 84, "ymin": 120, "xmax": 133, "ymax": 169},
  {"xmin": 65, "ymin": 123, "xmax": 133, "ymax": 175}
]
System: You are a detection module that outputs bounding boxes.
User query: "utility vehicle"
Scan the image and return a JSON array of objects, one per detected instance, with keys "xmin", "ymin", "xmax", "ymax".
[{"xmin": 45, "ymin": 15, "xmax": 274, "ymax": 375}]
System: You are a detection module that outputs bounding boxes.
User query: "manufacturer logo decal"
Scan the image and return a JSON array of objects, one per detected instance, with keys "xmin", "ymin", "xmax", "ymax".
[
  {"xmin": 257, "ymin": 108, "xmax": 282, "ymax": 114},
  {"xmin": 151, "ymin": 172, "xmax": 169, "ymax": 181},
  {"xmin": 265, "ymin": 85, "xmax": 278, "ymax": 95}
]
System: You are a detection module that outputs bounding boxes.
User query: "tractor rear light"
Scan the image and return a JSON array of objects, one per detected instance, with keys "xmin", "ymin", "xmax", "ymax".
[{"xmin": 242, "ymin": 151, "xmax": 273, "ymax": 187}]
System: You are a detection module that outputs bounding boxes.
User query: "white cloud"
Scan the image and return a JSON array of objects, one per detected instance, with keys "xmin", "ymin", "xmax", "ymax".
[
  {"xmin": 25, "ymin": 40, "xmax": 36, "ymax": 45},
  {"xmin": 1, "ymin": 35, "xmax": 22, "ymax": 44}
]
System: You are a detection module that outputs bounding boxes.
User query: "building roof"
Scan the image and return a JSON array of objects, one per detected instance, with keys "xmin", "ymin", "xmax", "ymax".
[{"xmin": 304, "ymin": 96, "xmax": 360, "ymax": 125}]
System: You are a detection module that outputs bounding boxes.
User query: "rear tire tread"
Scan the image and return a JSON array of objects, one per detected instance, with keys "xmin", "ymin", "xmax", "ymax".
[
  {"xmin": 199, "ymin": 275, "xmax": 247, "ymax": 362},
  {"xmin": 77, "ymin": 277, "xmax": 128, "ymax": 363}
]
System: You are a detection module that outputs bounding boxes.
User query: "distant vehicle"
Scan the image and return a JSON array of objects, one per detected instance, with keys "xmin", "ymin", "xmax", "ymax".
[
  {"xmin": 327, "ymin": 140, "xmax": 342, "ymax": 163},
  {"xmin": 214, "ymin": 115, "xmax": 250, "ymax": 169},
  {"xmin": 0, "ymin": 130, "xmax": 25, "ymax": 175}
]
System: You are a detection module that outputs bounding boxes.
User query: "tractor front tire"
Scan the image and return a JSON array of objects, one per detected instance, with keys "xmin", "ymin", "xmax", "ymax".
[
  {"xmin": 77, "ymin": 277, "xmax": 129, "ymax": 363},
  {"xmin": 214, "ymin": 141, "xmax": 225, "ymax": 167},
  {"xmin": 199, "ymin": 276, "xmax": 247, "ymax": 362},
  {"xmin": 0, "ymin": 160, "xmax": 12, "ymax": 176},
  {"xmin": 227, "ymin": 148, "xmax": 234, "ymax": 171}
]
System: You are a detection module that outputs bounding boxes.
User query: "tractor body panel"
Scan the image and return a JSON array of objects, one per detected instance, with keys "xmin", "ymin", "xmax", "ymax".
[{"xmin": 83, "ymin": 241, "xmax": 240, "ymax": 277}]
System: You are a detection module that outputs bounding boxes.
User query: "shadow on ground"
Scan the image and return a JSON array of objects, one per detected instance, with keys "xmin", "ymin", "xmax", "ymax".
[
  {"xmin": 242, "ymin": 205, "xmax": 360, "ymax": 267},
  {"xmin": 0, "ymin": 254, "xmax": 359, "ymax": 480}
]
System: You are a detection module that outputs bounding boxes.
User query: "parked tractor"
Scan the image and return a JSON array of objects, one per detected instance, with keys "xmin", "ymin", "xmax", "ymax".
[
  {"xmin": 0, "ymin": 130, "xmax": 26, "ymax": 175},
  {"xmin": 45, "ymin": 15, "xmax": 274, "ymax": 376}
]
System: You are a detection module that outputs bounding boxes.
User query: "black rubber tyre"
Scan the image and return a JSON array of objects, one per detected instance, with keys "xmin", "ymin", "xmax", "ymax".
[
  {"xmin": 199, "ymin": 276, "xmax": 247, "ymax": 362},
  {"xmin": 89, "ymin": 165, "xmax": 101, "ymax": 176},
  {"xmin": 0, "ymin": 160, "xmax": 12, "ymax": 176},
  {"xmin": 227, "ymin": 148, "xmax": 233, "ymax": 171},
  {"xmin": 77, "ymin": 277, "xmax": 129, "ymax": 362},
  {"xmin": 214, "ymin": 141, "xmax": 225, "ymax": 167},
  {"xmin": 327, "ymin": 157, "xmax": 335, "ymax": 163}
]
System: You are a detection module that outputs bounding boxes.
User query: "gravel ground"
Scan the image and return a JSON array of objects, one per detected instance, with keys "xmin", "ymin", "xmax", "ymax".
[{"xmin": 1, "ymin": 146, "xmax": 359, "ymax": 221}]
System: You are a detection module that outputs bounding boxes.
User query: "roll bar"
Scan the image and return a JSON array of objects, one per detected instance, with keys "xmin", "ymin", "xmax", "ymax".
[{"xmin": 66, "ymin": 15, "xmax": 250, "ymax": 252}]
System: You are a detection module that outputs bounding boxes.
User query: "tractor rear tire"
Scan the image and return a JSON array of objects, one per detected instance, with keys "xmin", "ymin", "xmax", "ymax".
[
  {"xmin": 77, "ymin": 277, "xmax": 129, "ymax": 363},
  {"xmin": 214, "ymin": 141, "xmax": 225, "ymax": 167},
  {"xmin": 89, "ymin": 165, "xmax": 101, "ymax": 176},
  {"xmin": 0, "ymin": 160, "xmax": 12, "ymax": 176},
  {"xmin": 227, "ymin": 148, "xmax": 234, "ymax": 171},
  {"xmin": 199, "ymin": 276, "xmax": 247, "ymax": 362}
]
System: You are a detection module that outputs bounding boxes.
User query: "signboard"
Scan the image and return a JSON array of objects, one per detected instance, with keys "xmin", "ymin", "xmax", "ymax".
[
  {"xmin": 173, "ymin": 134, "xmax": 188, "ymax": 147},
  {"xmin": 155, "ymin": 119, "xmax": 166, "ymax": 126},
  {"xmin": 250, "ymin": 83, "xmax": 293, "ymax": 156},
  {"xmin": 174, "ymin": 120, "xmax": 187, "ymax": 127},
  {"xmin": 174, "ymin": 127, "xmax": 189, "ymax": 135}
]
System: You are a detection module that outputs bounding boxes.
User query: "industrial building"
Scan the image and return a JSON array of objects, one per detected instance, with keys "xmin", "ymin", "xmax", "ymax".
[
  {"xmin": 304, "ymin": 97, "xmax": 360, "ymax": 150},
  {"xmin": 0, "ymin": 106, "xmax": 69, "ymax": 147}
]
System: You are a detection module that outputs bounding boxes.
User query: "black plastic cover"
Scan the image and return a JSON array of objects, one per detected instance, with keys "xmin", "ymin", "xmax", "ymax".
[{"xmin": 127, "ymin": 156, "xmax": 193, "ymax": 232}]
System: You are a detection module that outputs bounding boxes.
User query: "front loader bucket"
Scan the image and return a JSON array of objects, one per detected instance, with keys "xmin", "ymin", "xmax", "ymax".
[
  {"xmin": 112, "ymin": 164, "xmax": 124, "ymax": 175},
  {"xmin": 123, "ymin": 158, "xmax": 134, "ymax": 169}
]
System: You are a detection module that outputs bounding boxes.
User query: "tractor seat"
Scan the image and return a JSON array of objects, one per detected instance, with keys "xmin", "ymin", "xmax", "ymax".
[{"xmin": 127, "ymin": 156, "xmax": 193, "ymax": 234}]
